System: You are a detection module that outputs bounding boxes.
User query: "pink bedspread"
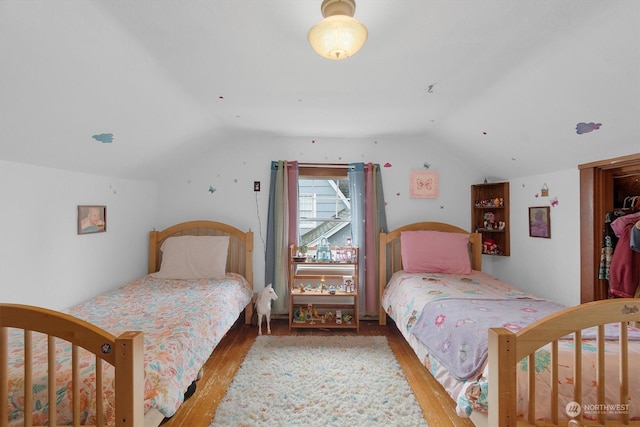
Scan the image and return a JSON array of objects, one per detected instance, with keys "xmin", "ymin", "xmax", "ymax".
[{"xmin": 6, "ymin": 273, "xmax": 252, "ymax": 425}]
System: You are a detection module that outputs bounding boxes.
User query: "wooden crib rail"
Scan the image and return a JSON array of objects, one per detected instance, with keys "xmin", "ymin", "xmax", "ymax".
[
  {"xmin": 488, "ymin": 298, "xmax": 640, "ymax": 427},
  {"xmin": 0, "ymin": 303, "xmax": 144, "ymax": 427}
]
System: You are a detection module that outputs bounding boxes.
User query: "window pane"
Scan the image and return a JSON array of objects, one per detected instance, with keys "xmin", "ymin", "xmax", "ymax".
[{"xmin": 298, "ymin": 178, "xmax": 351, "ymax": 246}]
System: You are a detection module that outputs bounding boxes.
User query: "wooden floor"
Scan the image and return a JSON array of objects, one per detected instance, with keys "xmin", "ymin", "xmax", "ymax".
[{"xmin": 161, "ymin": 318, "xmax": 475, "ymax": 427}]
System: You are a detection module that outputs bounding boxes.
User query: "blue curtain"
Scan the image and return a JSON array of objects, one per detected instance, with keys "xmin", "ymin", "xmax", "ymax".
[
  {"xmin": 265, "ymin": 160, "xmax": 298, "ymax": 314},
  {"xmin": 348, "ymin": 163, "xmax": 388, "ymax": 315}
]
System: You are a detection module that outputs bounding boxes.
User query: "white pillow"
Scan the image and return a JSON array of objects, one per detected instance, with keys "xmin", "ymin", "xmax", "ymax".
[{"xmin": 153, "ymin": 235, "xmax": 229, "ymax": 279}]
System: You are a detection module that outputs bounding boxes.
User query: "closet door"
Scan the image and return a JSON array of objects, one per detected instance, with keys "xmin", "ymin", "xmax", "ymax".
[{"xmin": 580, "ymin": 154, "xmax": 640, "ymax": 303}]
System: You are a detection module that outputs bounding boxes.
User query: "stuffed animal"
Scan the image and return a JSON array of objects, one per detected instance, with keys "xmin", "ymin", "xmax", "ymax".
[{"xmin": 483, "ymin": 238, "xmax": 499, "ymax": 254}]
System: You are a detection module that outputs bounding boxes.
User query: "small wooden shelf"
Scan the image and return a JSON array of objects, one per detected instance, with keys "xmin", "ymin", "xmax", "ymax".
[
  {"xmin": 471, "ymin": 182, "xmax": 510, "ymax": 256},
  {"xmin": 289, "ymin": 245, "xmax": 359, "ymax": 332}
]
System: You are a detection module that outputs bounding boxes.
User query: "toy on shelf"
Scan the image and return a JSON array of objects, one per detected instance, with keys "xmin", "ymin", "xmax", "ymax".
[
  {"xmin": 482, "ymin": 238, "xmax": 501, "ymax": 255},
  {"xmin": 317, "ymin": 237, "xmax": 331, "ymax": 261}
]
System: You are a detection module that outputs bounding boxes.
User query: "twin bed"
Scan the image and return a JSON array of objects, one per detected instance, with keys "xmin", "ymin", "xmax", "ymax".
[
  {"xmin": 1, "ymin": 220, "xmax": 254, "ymax": 427},
  {"xmin": 379, "ymin": 222, "xmax": 640, "ymax": 426}
]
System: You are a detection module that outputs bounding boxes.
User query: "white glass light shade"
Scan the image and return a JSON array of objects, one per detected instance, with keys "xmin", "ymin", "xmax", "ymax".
[{"xmin": 308, "ymin": 15, "xmax": 368, "ymax": 60}]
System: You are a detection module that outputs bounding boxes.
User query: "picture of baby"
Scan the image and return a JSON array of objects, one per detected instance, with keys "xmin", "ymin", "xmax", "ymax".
[{"xmin": 78, "ymin": 205, "xmax": 106, "ymax": 234}]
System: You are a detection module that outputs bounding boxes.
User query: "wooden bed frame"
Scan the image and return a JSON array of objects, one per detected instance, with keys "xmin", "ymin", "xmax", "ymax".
[
  {"xmin": 489, "ymin": 298, "xmax": 640, "ymax": 427},
  {"xmin": 378, "ymin": 221, "xmax": 482, "ymax": 325},
  {"xmin": 1, "ymin": 220, "xmax": 254, "ymax": 427},
  {"xmin": 378, "ymin": 221, "xmax": 640, "ymax": 426},
  {"xmin": 148, "ymin": 220, "xmax": 254, "ymax": 324}
]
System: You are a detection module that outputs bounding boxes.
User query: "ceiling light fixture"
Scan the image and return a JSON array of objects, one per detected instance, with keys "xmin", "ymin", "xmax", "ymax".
[{"xmin": 308, "ymin": 0, "xmax": 368, "ymax": 60}]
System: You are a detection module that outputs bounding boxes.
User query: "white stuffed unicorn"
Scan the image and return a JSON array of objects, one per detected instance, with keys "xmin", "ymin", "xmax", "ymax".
[{"xmin": 255, "ymin": 284, "xmax": 278, "ymax": 335}]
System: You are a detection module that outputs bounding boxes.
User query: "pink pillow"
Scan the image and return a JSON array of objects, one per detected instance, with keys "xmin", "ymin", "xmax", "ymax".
[
  {"xmin": 400, "ymin": 230, "xmax": 472, "ymax": 274},
  {"xmin": 153, "ymin": 235, "xmax": 229, "ymax": 279}
]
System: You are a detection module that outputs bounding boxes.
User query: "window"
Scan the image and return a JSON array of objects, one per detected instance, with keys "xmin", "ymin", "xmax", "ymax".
[{"xmin": 298, "ymin": 165, "xmax": 351, "ymax": 247}]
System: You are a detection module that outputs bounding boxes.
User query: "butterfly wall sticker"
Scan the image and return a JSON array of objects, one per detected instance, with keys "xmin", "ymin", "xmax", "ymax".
[
  {"xmin": 416, "ymin": 177, "xmax": 433, "ymax": 190},
  {"xmin": 409, "ymin": 170, "xmax": 439, "ymax": 199}
]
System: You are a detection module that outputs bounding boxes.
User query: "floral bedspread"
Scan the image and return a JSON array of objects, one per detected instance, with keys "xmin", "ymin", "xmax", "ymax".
[
  {"xmin": 382, "ymin": 270, "xmax": 640, "ymax": 421},
  {"xmin": 6, "ymin": 273, "xmax": 252, "ymax": 425}
]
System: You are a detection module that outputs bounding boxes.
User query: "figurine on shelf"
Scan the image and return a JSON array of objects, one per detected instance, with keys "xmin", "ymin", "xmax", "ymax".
[
  {"xmin": 484, "ymin": 212, "xmax": 496, "ymax": 229},
  {"xmin": 343, "ymin": 314, "xmax": 352, "ymax": 325},
  {"xmin": 317, "ymin": 237, "xmax": 331, "ymax": 261}
]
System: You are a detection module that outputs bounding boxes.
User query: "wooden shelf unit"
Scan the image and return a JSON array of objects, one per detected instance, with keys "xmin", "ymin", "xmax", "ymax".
[
  {"xmin": 288, "ymin": 245, "xmax": 359, "ymax": 332},
  {"xmin": 471, "ymin": 182, "xmax": 510, "ymax": 256}
]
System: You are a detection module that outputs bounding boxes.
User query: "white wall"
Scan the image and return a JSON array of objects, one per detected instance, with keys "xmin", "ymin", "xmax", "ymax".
[
  {"xmin": 1, "ymin": 142, "xmax": 586, "ymax": 309},
  {"xmin": 486, "ymin": 168, "xmax": 581, "ymax": 306},
  {"xmin": 0, "ymin": 160, "xmax": 157, "ymax": 310},
  {"xmin": 155, "ymin": 134, "xmax": 484, "ymax": 290}
]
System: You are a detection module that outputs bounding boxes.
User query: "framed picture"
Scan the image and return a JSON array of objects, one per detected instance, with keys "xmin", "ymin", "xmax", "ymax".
[
  {"xmin": 409, "ymin": 170, "xmax": 439, "ymax": 198},
  {"xmin": 78, "ymin": 205, "xmax": 107, "ymax": 234},
  {"xmin": 529, "ymin": 206, "xmax": 550, "ymax": 238}
]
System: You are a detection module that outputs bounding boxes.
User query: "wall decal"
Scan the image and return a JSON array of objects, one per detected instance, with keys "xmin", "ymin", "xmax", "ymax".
[
  {"xmin": 209, "ymin": 186, "xmax": 217, "ymax": 193},
  {"xmin": 576, "ymin": 122, "xmax": 602, "ymax": 134},
  {"xmin": 423, "ymin": 162, "xmax": 431, "ymax": 169},
  {"xmin": 540, "ymin": 183, "xmax": 549, "ymax": 197},
  {"xmin": 551, "ymin": 197, "xmax": 559, "ymax": 207},
  {"xmin": 384, "ymin": 162, "xmax": 392, "ymax": 168},
  {"xmin": 409, "ymin": 170, "xmax": 439, "ymax": 199},
  {"xmin": 92, "ymin": 133, "xmax": 113, "ymax": 143}
]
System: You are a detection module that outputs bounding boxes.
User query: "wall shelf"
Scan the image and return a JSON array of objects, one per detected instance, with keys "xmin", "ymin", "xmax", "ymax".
[{"xmin": 471, "ymin": 182, "xmax": 510, "ymax": 256}]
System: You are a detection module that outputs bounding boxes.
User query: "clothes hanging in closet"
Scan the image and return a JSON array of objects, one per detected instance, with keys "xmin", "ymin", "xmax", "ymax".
[
  {"xmin": 608, "ymin": 211, "xmax": 640, "ymax": 298},
  {"xmin": 631, "ymin": 220, "xmax": 640, "ymax": 253},
  {"xmin": 599, "ymin": 210, "xmax": 628, "ymax": 281}
]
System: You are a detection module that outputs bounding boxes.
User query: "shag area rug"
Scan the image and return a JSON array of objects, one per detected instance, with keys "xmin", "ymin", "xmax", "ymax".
[{"xmin": 210, "ymin": 335, "xmax": 427, "ymax": 426}]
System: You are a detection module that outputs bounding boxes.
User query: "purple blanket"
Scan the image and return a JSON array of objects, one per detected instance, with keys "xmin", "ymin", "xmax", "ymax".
[{"xmin": 410, "ymin": 298, "xmax": 565, "ymax": 381}]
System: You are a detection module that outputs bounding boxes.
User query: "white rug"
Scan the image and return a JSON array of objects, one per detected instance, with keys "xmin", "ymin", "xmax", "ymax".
[{"xmin": 210, "ymin": 335, "xmax": 427, "ymax": 426}]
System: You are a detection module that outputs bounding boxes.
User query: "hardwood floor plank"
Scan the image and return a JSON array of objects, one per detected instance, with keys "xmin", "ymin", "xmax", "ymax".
[{"xmin": 161, "ymin": 319, "xmax": 474, "ymax": 427}]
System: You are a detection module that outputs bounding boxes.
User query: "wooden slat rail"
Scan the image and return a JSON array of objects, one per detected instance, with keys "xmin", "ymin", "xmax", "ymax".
[
  {"xmin": 0, "ymin": 304, "xmax": 144, "ymax": 427},
  {"xmin": 489, "ymin": 298, "xmax": 640, "ymax": 427}
]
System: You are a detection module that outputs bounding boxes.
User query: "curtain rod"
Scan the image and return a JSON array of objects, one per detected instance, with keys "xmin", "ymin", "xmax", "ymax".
[{"xmin": 299, "ymin": 163, "xmax": 348, "ymax": 168}]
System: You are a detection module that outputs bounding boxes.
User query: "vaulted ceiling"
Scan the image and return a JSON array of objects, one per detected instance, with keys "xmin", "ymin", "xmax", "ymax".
[{"xmin": 1, "ymin": 1, "xmax": 638, "ymax": 180}]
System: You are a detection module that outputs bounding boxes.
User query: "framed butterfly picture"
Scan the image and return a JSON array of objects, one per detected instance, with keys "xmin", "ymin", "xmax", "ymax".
[{"xmin": 409, "ymin": 170, "xmax": 439, "ymax": 199}]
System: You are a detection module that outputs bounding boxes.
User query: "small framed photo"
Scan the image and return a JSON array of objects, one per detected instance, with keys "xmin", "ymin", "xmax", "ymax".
[
  {"xmin": 78, "ymin": 205, "xmax": 107, "ymax": 234},
  {"xmin": 529, "ymin": 206, "xmax": 550, "ymax": 238}
]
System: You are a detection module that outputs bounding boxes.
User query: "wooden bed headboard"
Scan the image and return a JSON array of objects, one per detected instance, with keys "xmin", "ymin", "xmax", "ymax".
[
  {"xmin": 378, "ymin": 221, "xmax": 482, "ymax": 325},
  {"xmin": 148, "ymin": 220, "xmax": 254, "ymax": 283},
  {"xmin": 149, "ymin": 220, "xmax": 255, "ymax": 324}
]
